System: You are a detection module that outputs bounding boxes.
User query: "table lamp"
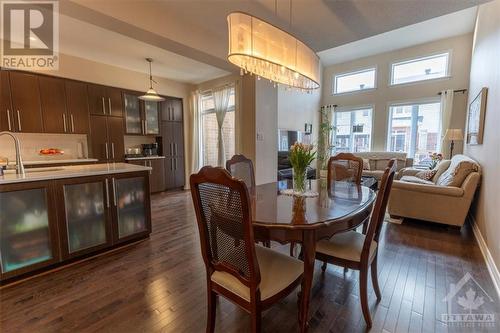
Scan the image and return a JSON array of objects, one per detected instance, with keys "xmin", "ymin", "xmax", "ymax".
[{"xmin": 444, "ymin": 129, "xmax": 464, "ymax": 158}]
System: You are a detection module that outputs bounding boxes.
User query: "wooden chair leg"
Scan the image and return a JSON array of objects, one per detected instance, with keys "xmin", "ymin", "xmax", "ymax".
[
  {"xmin": 263, "ymin": 240, "xmax": 271, "ymax": 248},
  {"xmin": 371, "ymin": 256, "xmax": 382, "ymax": 301},
  {"xmin": 321, "ymin": 261, "xmax": 327, "ymax": 272},
  {"xmin": 206, "ymin": 289, "xmax": 216, "ymax": 333},
  {"xmin": 251, "ymin": 302, "xmax": 262, "ymax": 333},
  {"xmin": 289, "ymin": 242, "xmax": 295, "ymax": 257},
  {"xmin": 359, "ymin": 268, "xmax": 372, "ymax": 328}
]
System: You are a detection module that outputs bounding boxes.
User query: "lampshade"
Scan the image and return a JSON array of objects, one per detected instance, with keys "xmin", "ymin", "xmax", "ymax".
[
  {"xmin": 139, "ymin": 88, "xmax": 165, "ymax": 101},
  {"xmin": 227, "ymin": 12, "xmax": 320, "ymax": 90},
  {"xmin": 444, "ymin": 129, "xmax": 464, "ymax": 141}
]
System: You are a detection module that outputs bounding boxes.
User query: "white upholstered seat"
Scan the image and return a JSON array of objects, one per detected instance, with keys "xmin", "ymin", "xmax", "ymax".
[
  {"xmin": 211, "ymin": 245, "xmax": 303, "ymax": 301},
  {"xmin": 316, "ymin": 231, "xmax": 377, "ymax": 262}
]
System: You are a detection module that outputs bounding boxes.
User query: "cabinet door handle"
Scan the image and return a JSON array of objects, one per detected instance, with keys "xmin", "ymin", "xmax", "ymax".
[
  {"xmin": 111, "ymin": 142, "xmax": 115, "ymax": 159},
  {"xmin": 63, "ymin": 113, "xmax": 67, "ymax": 132},
  {"xmin": 175, "ymin": 143, "xmax": 178, "ymax": 156},
  {"xmin": 108, "ymin": 98, "xmax": 112, "ymax": 115},
  {"xmin": 175, "ymin": 158, "xmax": 177, "ymax": 170},
  {"xmin": 112, "ymin": 178, "xmax": 117, "ymax": 206},
  {"xmin": 105, "ymin": 142, "xmax": 109, "ymax": 159},
  {"xmin": 170, "ymin": 158, "xmax": 173, "ymax": 170},
  {"xmin": 105, "ymin": 179, "xmax": 110, "ymax": 208},
  {"xmin": 101, "ymin": 97, "xmax": 106, "ymax": 114},
  {"xmin": 70, "ymin": 114, "xmax": 75, "ymax": 132},
  {"xmin": 170, "ymin": 107, "xmax": 173, "ymax": 121},
  {"xmin": 148, "ymin": 160, "xmax": 152, "ymax": 175},
  {"xmin": 6, "ymin": 109, "xmax": 12, "ymax": 131},
  {"xmin": 144, "ymin": 119, "xmax": 148, "ymax": 134},
  {"xmin": 16, "ymin": 110, "xmax": 21, "ymax": 131}
]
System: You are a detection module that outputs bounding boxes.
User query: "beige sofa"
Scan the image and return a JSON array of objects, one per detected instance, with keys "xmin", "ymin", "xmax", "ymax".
[
  {"xmin": 388, "ymin": 154, "xmax": 481, "ymax": 227},
  {"xmin": 353, "ymin": 152, "xmax": 413, "ymax": 180}
]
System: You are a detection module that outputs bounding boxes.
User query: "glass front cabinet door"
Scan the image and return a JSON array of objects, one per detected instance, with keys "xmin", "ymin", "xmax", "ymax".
[
  {"xmin": 110, "ymin": 174, "xmax": 151, "ymax": 242},
  {"xmin": 0, "ymin": 181, "xmax": 59, "ymax": 280},
  {"xmin": 144, "ymin": 101, "xmax": 159, "ymax": 135},
  {"xmin": 57, "ymin": 177, "xmax": 112, "ymax": 258},
  {"xmin": 124, "ymin": 93, "xmax": 142, "ymax": 134}
]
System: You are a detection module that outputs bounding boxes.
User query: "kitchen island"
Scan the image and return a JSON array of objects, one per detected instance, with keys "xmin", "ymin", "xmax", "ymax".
[{"xmin": 0, "ymin": 163, "xmax": 152, "ymax": 284}]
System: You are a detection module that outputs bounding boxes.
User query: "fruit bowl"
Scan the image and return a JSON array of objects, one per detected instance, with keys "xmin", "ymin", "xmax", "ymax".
[{"xmin": 39, "ymin": 148, "xmax": 65, "ymax": 156}]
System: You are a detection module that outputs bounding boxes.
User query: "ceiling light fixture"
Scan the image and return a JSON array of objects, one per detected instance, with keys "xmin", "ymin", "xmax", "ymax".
[
  {"xmin": 139, "ymin": 58, "xmax": 165, "ymax": 101},
  {"xmin": 226, "ymin": 2, "xmax": 320, "ymax": 90}
]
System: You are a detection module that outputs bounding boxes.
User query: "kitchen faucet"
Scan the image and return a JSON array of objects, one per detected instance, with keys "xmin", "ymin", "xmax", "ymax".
[{"xmin": 0, "ymin": 131, "xmax": 25, "ymax": 175}]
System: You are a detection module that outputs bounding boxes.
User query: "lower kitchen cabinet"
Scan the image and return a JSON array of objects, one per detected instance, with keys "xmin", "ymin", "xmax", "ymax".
[
  {"xmin": 0, "ymin": 181, "xmax": 60, "ymax": 280},
  {"xmin": 0, "ymin": 171, "xmax": 151, "ymax": 283},
  {"xmin": 112, "ymin": 174, "xmax": 151, "ymax": 243},
  {"xmin": 128, "ymin": 159, "xmax": 165, "ymax": 193},
  {"xmin": 165, "ymin": 157, "xmax": 185, "ymax": 190},
  {"xmin": 56, "ymin": 176, "xmax": 113, "ymax": 259}
]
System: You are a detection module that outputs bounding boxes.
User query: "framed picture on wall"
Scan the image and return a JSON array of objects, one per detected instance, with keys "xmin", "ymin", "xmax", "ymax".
[{"xmin": 466, "ymin": 87, "xmax": 488, "ymax": 145}]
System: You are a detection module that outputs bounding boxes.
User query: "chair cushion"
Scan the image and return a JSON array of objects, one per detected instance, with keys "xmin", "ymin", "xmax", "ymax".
[
  {"xmin": 436, "ymin": 155, "xmax": 480, "ymax": 187},
  {"xmin": 211, "ymin": 245, "xmax": 303, "ymax": 302},
  {"xmin": 316, "ymin": 231, "xmax": 377, "ymax": 262},
  {"xmin": 400, "ymin": 175, "xmax": 435, "ymax": 185}
]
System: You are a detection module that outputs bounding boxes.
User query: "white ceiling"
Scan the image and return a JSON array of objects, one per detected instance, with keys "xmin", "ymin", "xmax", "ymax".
[
  {"xmin": 59, "ymin": 14, "xmax": 229, "ymax": 84},
  {"xmin": 318, "ymin": 6, "xmax": 479, "ymax": 66}
]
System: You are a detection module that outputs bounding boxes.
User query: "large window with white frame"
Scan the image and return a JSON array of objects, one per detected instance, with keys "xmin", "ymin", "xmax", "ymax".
[
  {"xmin": 200, "ymin": 88, "xmax": 236, "ymax": 166},
  {"xmin": 333, "ymin": 67, "xmax": 376, "ymax": 94},
  {"xmin": 333, "ymin": 107, "xmax": 373, "ymax": 153},
  {"xmin": 390, "ymin": 52, "xmax": 450, "ymax": 85},
  {"xmin": 387, "ymin": 101, "xmax": 442, "ymax": 164}
]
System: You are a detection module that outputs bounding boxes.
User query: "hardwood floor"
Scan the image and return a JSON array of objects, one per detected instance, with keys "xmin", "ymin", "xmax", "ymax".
[{"xmin": 1, "ymin": 190, "xmax": 499, "ymax": 332}]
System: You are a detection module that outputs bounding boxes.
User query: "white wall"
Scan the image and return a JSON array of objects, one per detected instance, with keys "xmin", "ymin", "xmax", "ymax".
[
  {"xmin": 464, "ymin": 0, "xmax": 500, "ymax": 270},
  {"xmin": 321, "ymin": 33, "xmax": 473, "ymax": 153}
]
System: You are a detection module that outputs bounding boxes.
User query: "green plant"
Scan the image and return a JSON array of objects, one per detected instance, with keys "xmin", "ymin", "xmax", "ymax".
[
  {"xmin": 289, "ymin": 142, "xmax": 316, "ymax": 192},
  {"xmin": 317, "ymin": 106, "xmax": 335, "ymax": 171}
]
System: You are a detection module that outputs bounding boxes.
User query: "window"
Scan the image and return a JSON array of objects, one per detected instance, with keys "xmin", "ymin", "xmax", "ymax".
[
  {"xmin": 200, "ymin": 88, "xmax": 235, "ymax": 166},
  {"xmin": 334, "ymin": 67, "xmax": 376, "ymax": 94},
  {"xmin": 333, "ymin": 107, "xmax": 373, "ymax": 153},
  {"xmin": 390, "ymin": 52, "xmax": 450, "ymax": 85},
  {"xmin": 387, "ymin": 101, "xmax": 441, "ymax": 164}
]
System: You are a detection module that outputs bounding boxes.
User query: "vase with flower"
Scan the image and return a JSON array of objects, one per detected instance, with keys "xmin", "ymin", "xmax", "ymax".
[{"xmin": 289, "ymin": 142, "xmax": 316, "ymax": 195}]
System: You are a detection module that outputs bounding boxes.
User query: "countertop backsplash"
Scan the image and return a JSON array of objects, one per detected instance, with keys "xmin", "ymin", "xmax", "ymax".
[{"xmin": 0, "ymin": 133, "xmax": 89, "ymax": 163}]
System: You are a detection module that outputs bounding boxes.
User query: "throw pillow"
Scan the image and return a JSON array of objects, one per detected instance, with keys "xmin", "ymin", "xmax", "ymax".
[
  {"xmin": 415, "ymin": 169, "xmax": 437, "ymax": 181},
  {"xmin": 436, "ymin": 157, "xmax": 479, "ymax": 187},
  {"xmin": 362, "ymin": 159, "xmax": 370, "ymax": 170}
]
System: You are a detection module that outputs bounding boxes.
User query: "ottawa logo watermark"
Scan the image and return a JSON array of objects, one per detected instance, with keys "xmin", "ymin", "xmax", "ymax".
[
  {"xmin": 442, "ymin": 272, "xmax": 496, "ymax": 329},
  {"xmin": 1, "ymin": 0, "xmax": 59, "ymax": 70}
]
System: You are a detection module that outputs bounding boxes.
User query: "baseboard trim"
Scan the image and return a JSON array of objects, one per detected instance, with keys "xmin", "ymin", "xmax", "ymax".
[{"xmin": 470, "ymin": 215, "xmax": 500, "ymax": 298}]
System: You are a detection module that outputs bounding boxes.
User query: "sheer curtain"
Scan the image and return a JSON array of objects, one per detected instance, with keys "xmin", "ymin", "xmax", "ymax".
[
  {"xmin": 440, "ymin": 89, "xmax": 454, "ymax": 157},
  {"xmin": 188, "ymin": 90, "xmax": 202, "ymax": 175},
  {"xmin": 213, "ymin": 85, "xmax": 232, "ymax": 167}
]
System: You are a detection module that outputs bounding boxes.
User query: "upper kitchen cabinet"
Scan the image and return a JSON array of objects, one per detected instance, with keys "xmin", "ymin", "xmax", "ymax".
[
  {"xmin": 161, "ymin": 97, "xmax": 183, "ymax": 122},
  {"xmin": 39, "ymin": 76, "xmax": 67, "ymax": 134},
  {"xmin": 0, "ymin": 70, "xmax": 13, "ymax": 131},
  {"xmin": 87, "ymin": 84, "xmax": 123, "ymax": 117},
  {"xmin": 89, "ymin": 115, "xmax": 124, "ymax": 162},
  {"xmin": 123, "ymin": 92, "xmax": 142, "ymax": 135},
  {"xmin": 65, "ymin": 80, "xmax": 90, "ymax": 134},
  {"xmin": 124, "ymin": 92, "xmax": 159, "ymax": 136},
  {"xmin": 9, "ymin": 71, "xmax": 43, "ymax": 133}
]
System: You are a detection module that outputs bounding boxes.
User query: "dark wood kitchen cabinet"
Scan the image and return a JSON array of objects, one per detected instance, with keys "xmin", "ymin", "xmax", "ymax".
[
  {"xmin": 9, "ymin": 71, "xmax": 43, "ymax": 133},
  {"xmin": 128, "ymin": 158, "xmax": 165, "ymax": 193},
  {"xmin": 89, "ymin": 115, "xmax": 124, "ymax": 162},
  {"xmin": 160, "ymin": 98, "xmax": 185, "ymax": 190},
  {"xmin": 88, "ymin": 84, "xmax": 123, "ymax": 117},
  {"xmin": 65, "ymin": 80, "xmax": 90, "ymax": 134},
  {"xmin": 161, "ymin": 97, "xmax": 183, "ymax": 122},
  {"xmin": 123, "ymin": 92, "xmax": 159, "ymax": 135},
  {"xmin": 39, "ymin": 76, "xmax": 67, "ymax": 133},
  {"xmin": 0, "ymin": 70, "xmax": 13, "ymax": 131}
]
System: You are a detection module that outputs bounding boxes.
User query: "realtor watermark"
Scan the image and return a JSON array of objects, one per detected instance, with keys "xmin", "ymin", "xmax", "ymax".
[
  {"xmin": 1, "ymin": 0, "xmax": 59, "ymax": 70},
  {"xmin": 442, "ymin": 272, "xmax": 496, "ymax": 329}
]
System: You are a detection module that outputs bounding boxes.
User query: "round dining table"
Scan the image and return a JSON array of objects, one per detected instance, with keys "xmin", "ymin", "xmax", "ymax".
[{"xmin": 250, "ymin": 179, "xmax": 376, "ymax": 332}]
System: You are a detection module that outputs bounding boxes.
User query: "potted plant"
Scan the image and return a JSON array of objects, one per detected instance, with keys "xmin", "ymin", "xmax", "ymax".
[{"xmin": 317, "ymin": 106, "xmax": 335, "ymax": 178}]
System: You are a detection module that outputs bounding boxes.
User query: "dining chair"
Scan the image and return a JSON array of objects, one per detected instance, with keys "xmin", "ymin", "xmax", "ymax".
[
  {"xmin": 316, "ymin": 159, "xmax": 396, "ymax": 328},
  {"xmin": 328, "ymin": 153, "xmax": 364, "ymax": 184},
  {"xmin": 190, "ymin": 166, "xmax": 304, "ymax": 333},
  {"xmin": 226, "ymin": 154, "xmax": 255, "ymax": 191}
]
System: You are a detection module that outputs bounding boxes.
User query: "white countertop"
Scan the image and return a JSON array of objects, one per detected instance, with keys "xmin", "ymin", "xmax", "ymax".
[
  {"xmin": 0, "ymin": 163, "xmax": 151, "ymax": 185},
  {"xmin": 125, "ymin": 156, "xmax": 165, "ymax": 161},
  {"xmin": 20, "ymin": 158, "xmax": 99, "ymax": 166}
]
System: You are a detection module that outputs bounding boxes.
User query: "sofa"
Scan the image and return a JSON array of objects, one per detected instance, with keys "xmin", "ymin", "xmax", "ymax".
[
  {"xmin": 353, "ymin": 152, "xmax": 413, "ymax": 180},
  {"xmin": 388, "ymin": 154, "xmax": 481, "ymax": 227}
]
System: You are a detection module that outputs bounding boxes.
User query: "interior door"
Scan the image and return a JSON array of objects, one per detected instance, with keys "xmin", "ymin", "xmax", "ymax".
[
  {"xmin": 65, "ymin": 80, "xmax": 90, "ymax": 134},
  {"xmin": 107, "ymin": 117, "xmax": 125, "ymax": 162},
  {"xmin": 9, "ymin": 71, "xmax": 43, "ymax": 133},
  {"xmin": 39, "ymin": 76, "xmax": 68, "ymax": 133},
  {"xmin": 87, "ymin": 84, "xmax": 107, "ymax": 115},
  {"xmin": 89, "ymin": 115, "xmax": 109, "ymax": 161},
  {"xmin": 106, "ymin": 87, "xmax": 123, "ymax": 118},
  {"xmin": 0, "ymin": 70, "xmax": 13, "ymax": 131}
]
